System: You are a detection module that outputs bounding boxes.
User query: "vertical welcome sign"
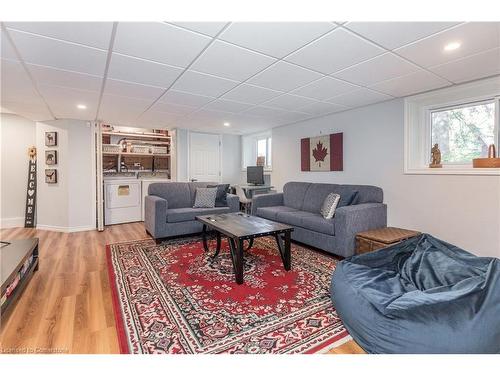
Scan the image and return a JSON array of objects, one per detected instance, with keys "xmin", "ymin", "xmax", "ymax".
[{"xmin": 25, "ymin": 146, "xmax": 37, "ymax": 228}]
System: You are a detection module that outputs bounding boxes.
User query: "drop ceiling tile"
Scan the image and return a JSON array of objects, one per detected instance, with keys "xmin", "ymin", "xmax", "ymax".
[
  {"xmin": 370, "ymin": 70, "xmax": 451, "ymax": 97},
  {"xmin": 171, "ymin": 70, "xmax": 239, "ymax": 97},
  {"xmin": 1, "ymin": 60, "xmax": 42, "ymax": 104},
  {"xmin": 150, "ymin": 101, "xmax": 198, "ymax": 115},
  {"xmin": 247, "ymin": 61, "xmax": 323, "ymax": 92},
  {"xmin": 170, "ymin": 22, "xmax": 228, "ymax": 37},
  {"xmin": 113, "ymin": 22, "xmax": 211, "ymax": 67},
  {"xmin": 104, "ymin": 79, "xmax": 164, "ymax": 100},
  {"xmin": 107, "ymin": 53, "xmax": 183, "ymax": 88},
  {"xmin": 285, "ymin": 28, "xmax": 385, "ymax": 74},
  {"xmin": 220, "ymin": 84, "xmax": 283, "ymax": 105},
  {"xmin": 263, "ymin": 94, "xmax": 318, "ymax": 111},
  {"xmin": 395, "ymin": 22, "xmax": 500, "ymax": 68},
  {"xmin": 297, "ymin": 101, "xmax": 346, "ymax": 116},
  {"xmin": 290, "ymin": 76, "xmax": 359, "ymax": 100},
  {"xmin": 190, "ymin": 40, "xmax": 276, "ymax": 81},
  {"xmin": 429, "ymin": 47, "xmax": 500, "ymax": 83},
  {"xmin": 99, "ymin": 94, "xmax": 153, "ymax": 123},
  {"xmin": 27, "ymin": 64, "xmax": 102, "ymax": 92},
  {"xmin": 327, "ymin": 88, "xmax": 393, "ymax": 107},
  {"xmin": 219, "ymin": 22, "xmax": 336, "ymax": 58},
  {"xmin": 203, "ymin": 99, "xmax": 253, "ymax": 113},
  {"xmin": 5, "ymin": 22, "xmax": 114, "ymax": 49},
  {"xmin": 1, "ymin": 101, "xmax": 53, "ymax": 121},
  {"xmin": 333, "ymin": 53, "xmax": 421, "ymax": 86},
  {"xmin": 273, "ymin": 111, "xmax": 313, "ymax": 125},
  {"xmin": 344, "ymin": 22, "xmax": 460, "ymax": 50},
  {"xmin": 242, "ymin": 105, "xmax": 294, "ymax": 119},
  {"xmin": 160, "ymin": 90, "xmax": 215, "ymax": 107},
  {"xmin": 7, "ymin": 29, "xmax": 107, "ymax": 76},
  {"xmin": 137, "ymin": 110, "xmax": 183, "ymax": 128},
  {"xmin": 38, "ymin": 85, "xmax": 99, "ymax": 118}
]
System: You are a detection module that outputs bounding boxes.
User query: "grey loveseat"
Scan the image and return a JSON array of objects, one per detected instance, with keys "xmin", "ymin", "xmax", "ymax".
[
  {"xmin": 251, "ymin": 182, "xmax": 387, "ymax": 257},
  {"xmin": 145, "ymin": 182, "xmax": 239, "ymax": 240}
]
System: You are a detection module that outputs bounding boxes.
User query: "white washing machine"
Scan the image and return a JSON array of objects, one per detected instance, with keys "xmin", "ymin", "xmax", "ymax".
[{"xmin": 104, "ymin": 178, "xmax": 142, "ymax": 225}]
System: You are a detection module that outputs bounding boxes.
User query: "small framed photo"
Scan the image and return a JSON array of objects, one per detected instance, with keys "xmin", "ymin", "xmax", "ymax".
[
  {"xmin": 45, "ymin": 150, "xmax": 58, "ymax": 165},
  {"xmin": 45, "ymin": 131, "xmax": 58, "ymax": 146},
  {"xmin": 45, "ymin": 169, "xmax": 58, "ymax": 184}
]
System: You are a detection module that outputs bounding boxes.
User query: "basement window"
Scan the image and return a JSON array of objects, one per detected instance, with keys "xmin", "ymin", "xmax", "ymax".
[
  {"xmin": 430, "ymin": 100, "xmax": 496, "ymax": 165},
  {"xmin": 404, "ymin": 77, "xmax": 500, "ymax": 175}
]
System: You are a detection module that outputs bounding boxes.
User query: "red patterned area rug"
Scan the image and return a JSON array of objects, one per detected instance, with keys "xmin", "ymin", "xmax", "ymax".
[{"xmin": 107, "ymin": 236, "xmax": 350, "ymax": 354}]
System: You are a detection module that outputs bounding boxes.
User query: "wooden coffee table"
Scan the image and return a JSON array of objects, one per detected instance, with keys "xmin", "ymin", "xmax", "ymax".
[{"xmin": 196, "ymin": 212, "xmax": 294, "ymax": 284}]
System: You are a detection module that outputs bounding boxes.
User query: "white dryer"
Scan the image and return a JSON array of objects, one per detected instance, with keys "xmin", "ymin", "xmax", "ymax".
[{"xmin": 104, "ymin": 178, "xmax": 142, "ymax": 225}]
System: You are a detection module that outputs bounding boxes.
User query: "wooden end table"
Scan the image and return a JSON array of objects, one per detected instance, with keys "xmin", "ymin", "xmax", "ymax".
[
  {"xmin": 196, "ymin": 212, "xmax": 294, "ymax": 285},
  {"xmin": 355, "ymin": 227, "xmax": 421, "ymax": 254}
]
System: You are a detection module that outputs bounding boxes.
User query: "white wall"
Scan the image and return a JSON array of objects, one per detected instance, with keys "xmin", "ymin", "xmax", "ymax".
[
  {"xmin": 271, "ymin": 99, "xmax": 500, "ymax": 258},
  {"xmin": 0, "ymin": 113, "xmax": 36, "ymax": 228},
  {"xmin": 36, "ymin": 119, "xmax": 95, "ymax": 231}
]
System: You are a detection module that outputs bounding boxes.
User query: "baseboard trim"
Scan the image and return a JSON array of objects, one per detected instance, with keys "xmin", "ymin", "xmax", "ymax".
[
  {"xmin": 1, "ymin": 217, "xmax": 25, "ymax": 228},
  {"xmin": 36, "ymin": 224, "xmax": 96, "ymax": 233}
]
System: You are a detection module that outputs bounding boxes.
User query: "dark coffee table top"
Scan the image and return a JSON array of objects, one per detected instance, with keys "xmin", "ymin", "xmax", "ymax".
[
  {"xmin": 1, "ymin": 238, "xmax": 38, "ymax": 288},
  {"xmin": 196, "ymin": 212, "xmax": 293, "ymax": 239}
]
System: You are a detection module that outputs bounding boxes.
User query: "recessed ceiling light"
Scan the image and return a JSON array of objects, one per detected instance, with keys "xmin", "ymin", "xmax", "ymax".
[
  {"xmin": 223, "ymin": 122, "xmax": 231, "ymax": 127},
  {"xmin": 76, "ymin": 104, "xmax": 87, "ymax": 110},
  {"xmin": 443, "ymin": 41, "xmax": 461, "ymax": 52}
]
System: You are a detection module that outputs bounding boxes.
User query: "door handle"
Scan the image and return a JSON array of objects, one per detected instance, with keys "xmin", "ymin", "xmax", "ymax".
[{"xmin": 190, "ymin": 178, "xmax": 198, "ymax": 182}]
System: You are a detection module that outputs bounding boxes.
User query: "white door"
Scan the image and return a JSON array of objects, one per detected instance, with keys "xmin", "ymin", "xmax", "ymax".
[{"xmin": 189, "ymin": 132, "xmax": 221, "ymax": 183}]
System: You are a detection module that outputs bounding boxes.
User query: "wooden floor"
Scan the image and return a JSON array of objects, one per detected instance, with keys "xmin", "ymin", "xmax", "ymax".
[{"xmin": 0, "ymin": 223, "xmax": 364, "ymax": 354}]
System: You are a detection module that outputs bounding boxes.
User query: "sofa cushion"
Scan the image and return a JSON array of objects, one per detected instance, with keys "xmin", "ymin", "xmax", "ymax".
[
  {"xmin": 166, "ymin": 207, "xmax": 230, "ymax": 223},
  {"xmin": 255, "ymin": 206, "xmax": 297, "ymax": 221},
  {"xmin": 148, "ymin": 182, "xmax": 191, "ymax": 209},
  {"xmin": 302, "ymin": 183, "xmax": 340, "ymax": 213},
  {"xmin": 277, "ymin": 210, "xmax": 335, "ymax": 236},
  {"xmin": 283, "ymin": 182, "xmax": 311, "ymax": 210}
]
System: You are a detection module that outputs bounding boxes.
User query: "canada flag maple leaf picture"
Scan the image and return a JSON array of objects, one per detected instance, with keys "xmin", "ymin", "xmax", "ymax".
[{"xmin": 312, "ymin": 141, "xmax": 328, "ymax": 167}]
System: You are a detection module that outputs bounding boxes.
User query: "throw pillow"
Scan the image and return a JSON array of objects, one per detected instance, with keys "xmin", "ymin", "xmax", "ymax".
[
  {"xmin": 207, "ymin": 184, "xmax": 230, "ymax": 207},
  {"xmin": 320, "ymin": 193, "xmax": 341, "ymax": 219},
  {"xmin": 193, "ymin": 187, "xmax": 217, "ymax": 208},
  {"xmin": 338, "ymin": 190, "xmax": 359, "ymax": 207}
]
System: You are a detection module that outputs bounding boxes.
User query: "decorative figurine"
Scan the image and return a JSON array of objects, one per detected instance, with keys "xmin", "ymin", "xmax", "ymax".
[{"xmin": 429, "ymin": 143, "xmax": 442, "ymax": 168}]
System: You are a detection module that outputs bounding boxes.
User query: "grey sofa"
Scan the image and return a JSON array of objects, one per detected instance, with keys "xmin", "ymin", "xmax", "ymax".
[
  {"xmin": 145, "ymin": 182, "xmax": 239, "ymax": 240},
  {"xmin": 251, "ymin": 182, "xmax": 387, "ymax": 257}
]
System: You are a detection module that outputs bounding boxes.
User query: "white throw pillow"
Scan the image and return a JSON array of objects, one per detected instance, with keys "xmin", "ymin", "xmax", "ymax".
[
  {"xmin": 193, "ymin": 188, "xmax": 217, "ymax": 208},
  {"xmin": 320, "ymin": 193, "xmax": 341, "ymax": 219}
]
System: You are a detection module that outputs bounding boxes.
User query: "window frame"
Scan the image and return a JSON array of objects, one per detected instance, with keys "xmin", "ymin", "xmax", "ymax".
[
  {"xmin": 255, "ymin": 136, "xmax": 272, "ymax": 170},
  {"xmin": 241, "ymin": 131, "xmax": 272, "ymax": 171},
  {"xmin": 404, "ymin": 76, "xmax": 500, "ymax": 176},
  {"xmin": 426, "ymin": 98, "xmax": 498, "ymax": 167}
]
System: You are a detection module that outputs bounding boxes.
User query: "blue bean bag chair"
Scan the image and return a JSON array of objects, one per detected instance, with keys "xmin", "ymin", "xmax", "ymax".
[{"xmin": 331, "ymin": 234, "xmax": 500, "ymax": 353}]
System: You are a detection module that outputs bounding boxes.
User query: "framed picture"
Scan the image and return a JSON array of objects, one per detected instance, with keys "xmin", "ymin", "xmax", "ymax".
[
  {"xmin": 45, "ymin": 169, "xmax": 57, "ymax": 184},
  {"xmin": 45, "ymin": 150, "xmax": 58, "ymax": 165},
  {"xmin": 301, "ymin": 132, "xmax": 343, "ymax": 172},
  {"xmin": 45, "ymin": 131, "xmax": 58, "ymax": 146}
]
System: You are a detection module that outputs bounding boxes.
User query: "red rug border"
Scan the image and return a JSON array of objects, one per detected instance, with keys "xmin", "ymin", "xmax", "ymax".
[
  {"xmin": 106, "ymin": 244, "xmax": 131, "ymax": 354},
  {"xmin": 105, "ymin": 238, "xmax": 349, "ymax": 354}
]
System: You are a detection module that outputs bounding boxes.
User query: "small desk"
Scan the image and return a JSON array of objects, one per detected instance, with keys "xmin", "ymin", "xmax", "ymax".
[{"xmin": 239, "ymin": 185, "xmax": 274, "ymax": 199}]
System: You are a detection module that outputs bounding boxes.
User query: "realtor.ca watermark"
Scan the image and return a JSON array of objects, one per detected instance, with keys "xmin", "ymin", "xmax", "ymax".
[{"xmin": 0, "ymin": 347, "xmax": 69, "ymax": 354}]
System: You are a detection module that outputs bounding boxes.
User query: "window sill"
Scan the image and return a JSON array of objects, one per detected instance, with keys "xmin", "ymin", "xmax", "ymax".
[{"xmin": 404, "ymin": 166, "xmax": 500, "ymax": 176}]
